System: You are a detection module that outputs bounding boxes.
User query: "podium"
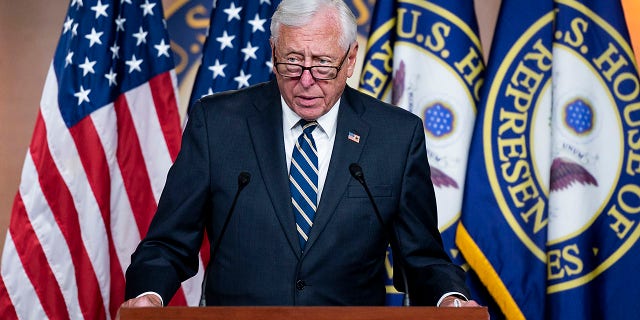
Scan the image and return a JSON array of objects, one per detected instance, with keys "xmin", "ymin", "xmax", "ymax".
[{"xmin": 119, "ymin": 306, "xmax": 489, "ymax": 320}]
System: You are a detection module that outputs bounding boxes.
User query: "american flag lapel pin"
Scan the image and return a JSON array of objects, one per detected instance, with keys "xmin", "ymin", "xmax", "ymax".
[{"xmin": 348, "ymin": 131, "xmax": 360, "ymax": 143}]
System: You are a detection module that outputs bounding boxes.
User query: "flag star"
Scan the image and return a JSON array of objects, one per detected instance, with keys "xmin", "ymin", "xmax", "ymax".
[
  {"xmin": 105, "ymin": 68, "xmax": 117, "ymax": 86},
  {"xmin": 241, "ymin": 42, "xmax": 259, "ymax": 61},
  {"xmin": 234, "ymin": 70, "xmax": 251, "ymax": 89},
  {"xmin": 110, "ymin": 44, "xmax": 120, "ymax": 59},
  {"xmin": 208, "ymin": 59, "xmax": 227, "ymax": 79},
  {"xmin": 72, "ymin": 23, "xmax": 79, "ymax": 37},
  {"xmin": 74, "ymin": 85, "xmax": 91, "ymax": 105},
  {"xmin": 260, "ymin": 0, "xmax": 271, "ymax": 4},
  {"xmin": 121, "ymin": 0, "xmax": 132, "ymax": 4},
  {"xmin": 115, "ymin": 16, "xmax": 126, "ymax": 31},
  {"xmin": 78, "ymin": 57, "xmax": 97, "ymax": 76},
  {"xmin": 91, "ymin": 0, "xmax": 109, "ymax": 19},
  {"xmin": 71, "ymin": 0, "xmax": 83, "ymax": 9},
  {"xmin": 126, "ymin": 54, "xmax": 143, "ymax": 73},
  {"xmin": 216, "ymin": 31, "xmax": 235, "ymax": 50},
  {"xmin": 65, "ymin": 51, "xmax": 74, "ymax": 67},
  {"xmin": 140, "ymin": 0, "xmax": 156, "ymax": 16},
  {"xmin": 224, "ymin": 2, "xmax": 242, "ymax": 22},
  {"xmin": 154, "ymin": 39, "xmax": 171, "ymax": 57},
  {"xmin": 132, "ymin": 26, "xmax": 148, "ymax": 46},
  {"xmin": 85, "ymin": 28, "xmax": 104, "ymax": 47},
  {"xmin": 63, "ymin": 17, "xmax": 74, "ymax": 33},
  {"xmin": 248, "ymin": 14, "xmax": 266, "ymax": 33},
  {"xmin": 265, "ymin": 60, "xmax": 273, "ymax": 72}
]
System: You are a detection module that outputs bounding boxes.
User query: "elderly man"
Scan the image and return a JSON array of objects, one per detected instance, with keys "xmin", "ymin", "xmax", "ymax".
[{"xmin": 121, "ymin": 0, "xmax": 478, "ymax": 309}]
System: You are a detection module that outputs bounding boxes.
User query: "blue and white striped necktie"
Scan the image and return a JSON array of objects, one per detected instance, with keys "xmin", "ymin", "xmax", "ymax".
[{"xmin": 289, "ymin": 120, "xmax": 319, "ymax": 250}]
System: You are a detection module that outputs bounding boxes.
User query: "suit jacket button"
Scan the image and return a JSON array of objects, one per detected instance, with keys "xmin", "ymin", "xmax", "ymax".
[{"xmin": 296, "ymin": 280, "xmax": 306, "ymax": 290}]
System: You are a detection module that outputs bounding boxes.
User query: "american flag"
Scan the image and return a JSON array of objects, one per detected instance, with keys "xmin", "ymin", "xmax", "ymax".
[
  {"xmin": 348, "ymin": 131, "xmax": 360, "ymax": 143},
  {"xmin": 189, "ymin": 0, "xmax": 280, "ymax": 109},
  {"xmin": 0, "ymin": 0, "xmax": 199, "ymax": 319}
]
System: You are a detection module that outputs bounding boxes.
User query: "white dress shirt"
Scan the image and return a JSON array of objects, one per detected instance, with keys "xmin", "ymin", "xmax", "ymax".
[{"xmin": 281, "ymin": 96, "xmax": 339, "ymax": 204}]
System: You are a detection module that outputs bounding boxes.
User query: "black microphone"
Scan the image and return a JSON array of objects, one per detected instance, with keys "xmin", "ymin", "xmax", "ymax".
[
  {"xmin": 349, "ymin": 163, "xmax": 410, "ymax": 306},
  {"xmin": 200, "ymin": 171, "xmax": 251, "ymax": 306}
]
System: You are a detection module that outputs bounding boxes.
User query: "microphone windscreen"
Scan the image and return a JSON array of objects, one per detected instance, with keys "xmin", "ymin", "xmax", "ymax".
[
  {"xmin": 238, "ymin": 171, "xmax": 251, "ymax": 187},
  {"xmin": 349, "ymin": 163, "xmax": 364, "ymax": 181}
]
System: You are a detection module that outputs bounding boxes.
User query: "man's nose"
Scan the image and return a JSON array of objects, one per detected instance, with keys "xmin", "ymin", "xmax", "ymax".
[{"xmin": 299, "ymin": 68, "xmax": 316, "ymax": 87}]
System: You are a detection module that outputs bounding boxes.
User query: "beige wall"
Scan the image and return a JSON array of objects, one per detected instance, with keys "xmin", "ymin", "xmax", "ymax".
[
  {"xmin": 0, "ymin": 0, "xmax": 70, "ymax": 255},
  {"xmin": 0, "ymin": 0, "xmax": 500, "ymax": 256}
]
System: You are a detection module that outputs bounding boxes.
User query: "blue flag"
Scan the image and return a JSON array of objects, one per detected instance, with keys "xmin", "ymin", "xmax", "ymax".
[
  {"xmin": 458, "ymin": 0, "xmax": 640, "ymax": 319},
  {"xmin": 360, "ymin": 0, "xmax": 485, "ymax": 305},
  {"xmin": 189, "ymin": 0, "xmax": 280, "ymax": 110}
]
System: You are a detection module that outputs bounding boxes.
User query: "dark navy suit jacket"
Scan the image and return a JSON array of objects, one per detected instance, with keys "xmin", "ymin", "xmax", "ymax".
[{"xmin": 125, "ymin": 80, "xmax": 469, "ymax": 306}]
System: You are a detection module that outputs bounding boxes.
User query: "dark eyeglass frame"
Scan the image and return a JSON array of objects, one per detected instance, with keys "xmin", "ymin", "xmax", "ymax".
[{"xmin": 273, "ymin": 45, "xmax": 352, "ymax": 80}]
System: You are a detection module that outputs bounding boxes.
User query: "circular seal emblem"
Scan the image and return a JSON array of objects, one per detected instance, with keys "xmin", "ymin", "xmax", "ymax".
[
  {"xmin": 385, "ymin": 0, "xmax": 484, "ymax": 233},
  {"xmin": 484, "ymin": 0, "xmax": 640, "ymax": 293}
]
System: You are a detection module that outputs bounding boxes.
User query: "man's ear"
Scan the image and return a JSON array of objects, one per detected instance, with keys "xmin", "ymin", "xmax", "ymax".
[
  {"xmin": 346, "ymin": 41, "xmax": 359, "ymax": 77},
  {"xmin": 270, "ymin": 40, "xmax": 276, "ymax": 73}
]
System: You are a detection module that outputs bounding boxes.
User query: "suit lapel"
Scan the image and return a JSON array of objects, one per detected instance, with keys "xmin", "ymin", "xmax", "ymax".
[
  {"xmin": 304, "ymin": 87, "xmax": 369, "ymax": 254},
  {"xmin": 247, "ymin": 81, "xmax": 301, "ymax": 257}
]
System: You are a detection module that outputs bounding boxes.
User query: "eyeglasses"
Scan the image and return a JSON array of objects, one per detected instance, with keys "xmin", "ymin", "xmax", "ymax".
[{"xmin": 273, "ymin": 45, "xmax": 351, "ymax": 80}]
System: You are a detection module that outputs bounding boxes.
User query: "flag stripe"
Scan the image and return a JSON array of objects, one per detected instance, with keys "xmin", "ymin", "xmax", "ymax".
[
  {"xmin": 114, "ymin": 94, "xmax": 158, "ymax": 237},
  {"xmin": 70, "ymin": 105, "xmax": 129, "ymax": 319},
  {"xmin": 9, "ymin": 193, "xmax": 68, "ymax": 319},
  {"xmin": 108, "ymin": 156, "xmax": 143, "ymax": 270},
  {"xmin": 33, "ymin": 111, "xmax": 107, "ymax": 320},
  {"xmin": 68, "ymin": 118, "xmax": 111, "ymax": 217},
  {"xmin": 89, "ymin": 102, "xmax": 143, "ymax": 289},
  {"xmin": 89, "ymin": 103, "xmax": 129, "ymax": 317},
  {"xmin": 107, "ymin": 232, "xmax": 125, "ymax": 317},
  {"xmin": 1, "ymin": 233, "xmax": 47, "ymax": 320},
  {"xmin": 125, "ymin": 82, "xmax": 174, "ymax": 204},
  {"xmin": 0, "ymin": 276, "xmax": 18, "ymax": 320},
  {"xmin": 149, "ymin": 71, "xmax": 182, "ymax": 160},
  {"xmin": 119, "ymin": 78, "xmax": 192, "ymax": 306},
  {"xmin": 41, "ymin": 68, "xmax": 112, "ymax": 318},
  {"xmin": 20, "ymin": 149, "xmax": 86, "ymax": 319},
  {"xmin": 167, "ymin": 286, "xmax": 188, "ymax": 306}
]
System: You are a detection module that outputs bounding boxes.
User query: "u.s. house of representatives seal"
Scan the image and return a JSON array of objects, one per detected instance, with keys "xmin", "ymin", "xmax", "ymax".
[
  {"xmin": 360, "ymin": 0, "xmax": 484, "ymax": 236},
  {"xmin": 484, "ymin": 0, "xmax": 640, "ymax": 293}
]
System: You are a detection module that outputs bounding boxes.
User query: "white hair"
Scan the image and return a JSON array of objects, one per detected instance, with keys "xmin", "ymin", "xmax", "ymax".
[{"xmin": 270, "ymin": 0, "xmax": 357, "ymax": 50}]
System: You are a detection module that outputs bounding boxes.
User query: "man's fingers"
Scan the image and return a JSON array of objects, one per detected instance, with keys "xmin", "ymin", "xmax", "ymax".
[{"xmin": 120, "ymin": 294, "xmax": 162, "ymax": 308}]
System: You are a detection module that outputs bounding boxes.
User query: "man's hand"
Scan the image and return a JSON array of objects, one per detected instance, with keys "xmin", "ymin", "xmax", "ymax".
[
  {"xmin": 439, "ymin": 295, "xmax": 481, "ymax": 307},
  {"xmin": 116, "ymin": 294, "xmax": 162, "ymax": 320},
  {"xmin": 120, "ymin": 293, "xmax": 163, "ymax": 308}
]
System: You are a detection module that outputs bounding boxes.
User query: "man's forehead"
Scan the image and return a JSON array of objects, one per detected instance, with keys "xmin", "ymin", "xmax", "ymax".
[
  {"xmin": 275, "ymin": 45, "xmax": 343, "ymax": 58},
  {"xmin": 274, "ymin": 38, "xmax": 341, "ymax": 54}
]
